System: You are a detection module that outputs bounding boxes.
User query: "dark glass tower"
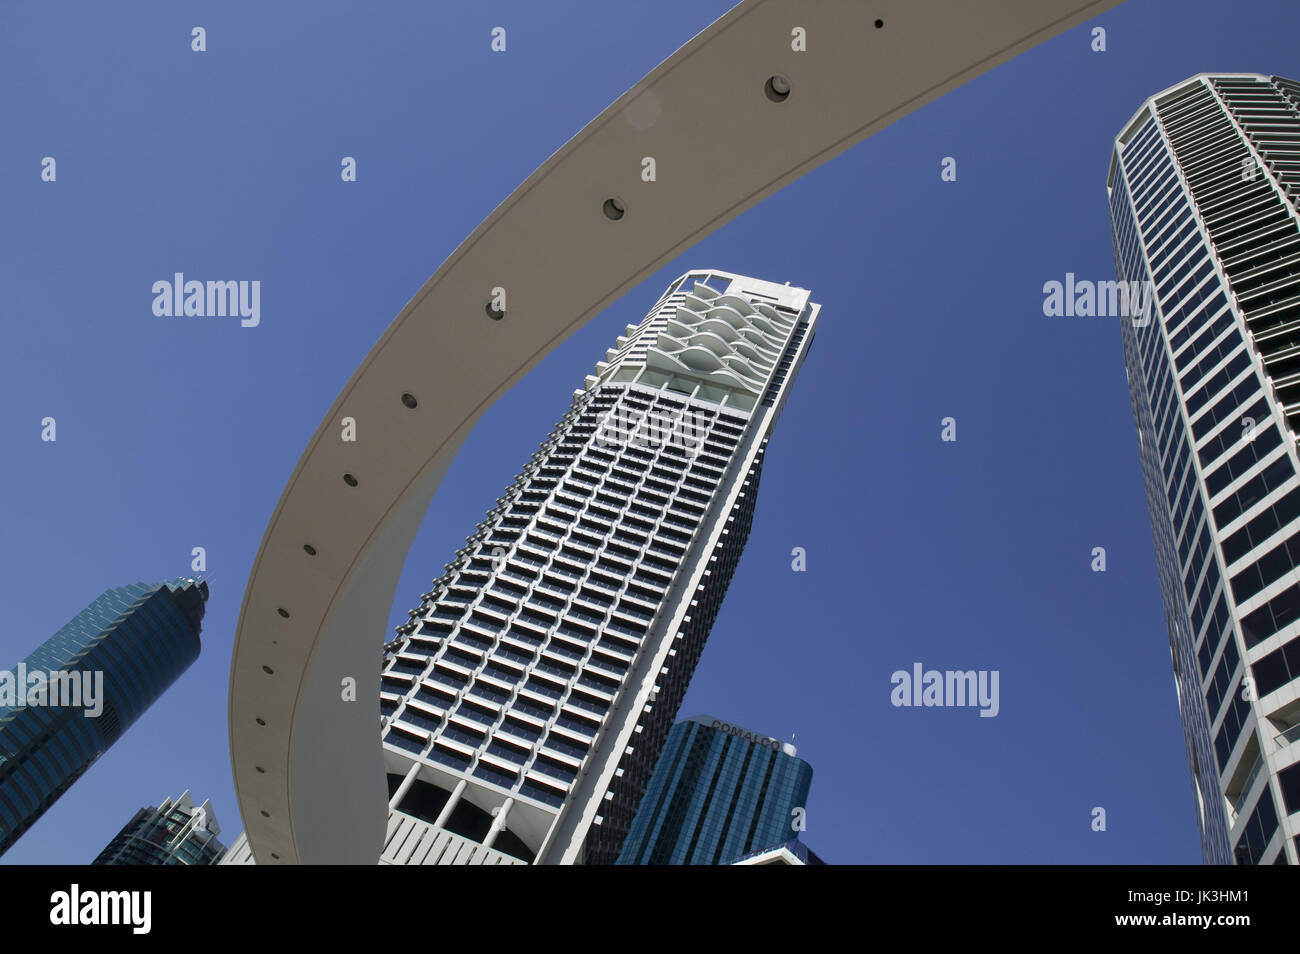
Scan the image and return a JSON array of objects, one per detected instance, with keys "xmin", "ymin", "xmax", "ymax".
[
  {"xmin": 93, "ymin": 790, "xmax": 226, "ymax": 865},
  {"xmin": 0, "ymin": 578, "xmax": 208, "ymax": 856},
  {"xmin": 615, "ymin": 715, "xmax": 818, "ymax": 865}
]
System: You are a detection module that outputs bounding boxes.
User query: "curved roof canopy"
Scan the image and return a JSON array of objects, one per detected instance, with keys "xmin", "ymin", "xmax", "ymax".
[{"xmin": 229, "ymin": 0, "xmax": 1123, "ymax": 864}]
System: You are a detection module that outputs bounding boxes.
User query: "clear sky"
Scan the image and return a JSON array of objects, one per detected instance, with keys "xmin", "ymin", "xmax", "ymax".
[{"xmin": 3, "ymin": 0, "xmax": 1297, "ymax": 865}]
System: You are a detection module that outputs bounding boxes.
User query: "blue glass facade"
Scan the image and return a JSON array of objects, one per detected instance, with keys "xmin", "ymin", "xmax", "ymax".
[
  {"xmin": 0, "ymin": 579, "xmax": 208, "ymax": 855},
  {"xmin": 615, "ymin": 715, "xmax": 815, "ymax": 865}
]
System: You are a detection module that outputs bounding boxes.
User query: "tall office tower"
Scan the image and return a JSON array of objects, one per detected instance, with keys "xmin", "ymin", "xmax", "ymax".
[
  {"xmin": 614, "ymin": 715, "xmax": 821, "ymax": 865},
  {"xmin": 375, "ymin": 269, "xmax": 817, "ymax": 865},
  {"xmin": 1109, "ymin": 74, "xmax": 1300, "ymax": 865},
  {"xmin": 93, "ymin": 790, "xmax": 226, "ymax": 865},
  {"xmin": 0, "ymin": 579, "xmax": 208, "ymax": 856}
]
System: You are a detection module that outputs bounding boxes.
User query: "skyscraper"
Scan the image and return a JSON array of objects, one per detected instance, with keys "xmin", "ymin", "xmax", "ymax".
[
  {"xmin": 373, "ymin": 269, "xmax": 817, "ymax": 865},
  {"xmin": 615, "ymin": 715, "xmax": 820, "ymax": 865},
  {"xmin": 1109, "ymin": 74, "xmax": 1300, "ymax": 865},
  {"xmin": 0, "ymin": 579, "xmax": 208, "ymax": 856},
  {"xmin": 93, "ymin": 790, "xmax": 226, "ymax": 865}
]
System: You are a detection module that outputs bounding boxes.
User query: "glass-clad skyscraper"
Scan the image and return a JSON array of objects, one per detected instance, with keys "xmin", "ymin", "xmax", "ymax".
[
  {"xmin": 615, "ymin": 715, "xmax": 819, "ymax": 865},
  {"xmin": 1109, "ymin": 74, "xmax": 1300, "ymax": 864},
  {"xmin": 0, "ymin": 578, "xmax": 208, "ymax": 856},
  {"xmin": 372, "ymin": 270, "xmax": 817, "ymax": 865},
  {"xmin": 93, "ymin": 790, "xmax": 226, "ymax": 865}
]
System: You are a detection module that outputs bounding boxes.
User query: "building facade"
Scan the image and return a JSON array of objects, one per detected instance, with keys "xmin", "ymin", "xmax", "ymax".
[
  {"xmin": 729, "ymin": 839, "xmax": 820, "ymax": 865},
  {"xmin": 0, "ymin": 579, "xmax": 208, "ymax": 856},
  {"xmin": 1109, "ymin": 74, "xmax": 1300, "ymax": 864},
  {"xmin": 371, "ymin": 270, "xmax": 817, "ymax": 865},
  {"xmin": 615, "ymin": 715, "xmax": 818, "ymax": 865},
  {"xmin": 93, "ymin": 790, "xmax": 226, "ymax": 865}
]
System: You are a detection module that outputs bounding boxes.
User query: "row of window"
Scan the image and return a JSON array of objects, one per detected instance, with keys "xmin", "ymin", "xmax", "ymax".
[
  {"xmin": 1198, "ymin": 398, "xmax": 1271, "ymax": 472},
  {"xmin": 1223, "ymin": 474, "xmax": 1300, "ymax": 565},
  {"xmin": 383, "ymin": 382, "xmax": 751, "ymax": 806},
  {"xmin": 1196, "ymin": 593, "xmax": 1231, "ymax": 677},
  {"xmin": 1205, "ymin": 422, "xmax": 1280, "ymax": 499},
  {"xmin": 1119, "ymin": 118, "xmax": 1261, "ymax": 798},
  {"xmin": 1192, "ymin": 366, "xmax": 1263, "ymax": 444}
]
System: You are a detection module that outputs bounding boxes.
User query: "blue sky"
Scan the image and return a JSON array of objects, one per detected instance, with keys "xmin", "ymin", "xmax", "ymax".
[{"xmin": 2, "ymin": 0, "xmax": 1297, "ymax": 864}]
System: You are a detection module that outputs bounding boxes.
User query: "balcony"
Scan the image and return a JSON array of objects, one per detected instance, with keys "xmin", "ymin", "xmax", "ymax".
[
  {"xmin": 555, "ymin": 711, "xmax": 599, "ymax": 739},
  {"xmin": 1229, "ymin": 752, "xmax": 1267, "ymax": 817},
  {"xmin": 1275, "ymin": 722, "xmax": 1300, "ymax": 748}
]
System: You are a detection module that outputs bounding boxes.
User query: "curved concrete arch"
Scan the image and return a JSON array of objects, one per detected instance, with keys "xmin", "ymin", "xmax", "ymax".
[{"xmin": 229, "ymin": 0, "xmax": 1123, "ymax": 864}]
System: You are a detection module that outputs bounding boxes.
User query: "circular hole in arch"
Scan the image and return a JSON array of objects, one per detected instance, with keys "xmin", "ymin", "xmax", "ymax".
[
  {"xmin": 602, "ymin": 197, "xmax": 626, "ymax": 221},
  {"xmin": 764, "ymin": 74, "xmax": 791, "ymax": 102},
  {"xmin": 401, "ymin": 392, "xmax": 418, "ymax": 409},
  {"xmin": 260, "ymin": 810, "xmax": 271, "ymax": 818},
  {"xmin": 303, "ymin": 544, "xmax": 317, "ymax": 556},
  {"xmin": 262, "ymin": 665, "xmax": 274, "ymax": 675},
  {"xmin": 270, "ymin": 852, "xmax": 281, "ymax": 860},
  {"xmin": 255, "ymin": 766, "xmax": 266, "ymax": 774},
  {"xmin": 255, "ymin": 717, "xmax": 267, "ymax": 726},
  {"xmin": 485, "ymin": 302, "xmax": 505, "ymax": 321},
  {"xmin": 343, "ymin": 473, "xmax": 358, "ymax": 487},
  {"xmin": 277, "ymin": 607, "xmax": 290, "ymax": 619},
  {"xmin": 875, "ymin": 18, "xmax": 884, "ymax": 28}
]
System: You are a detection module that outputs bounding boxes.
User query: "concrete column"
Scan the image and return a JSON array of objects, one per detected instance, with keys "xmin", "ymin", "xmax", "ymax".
[
  {"xmin": 432, "ymin": 778, "xmax": 468, "ymax": 829},
  {"xmin": 387, "ymin": 760, "xmax": 423, "ymax": 810},
  {"xmin": 483, "ymin": 797, "xmax": 515, "ymax": 849}
]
